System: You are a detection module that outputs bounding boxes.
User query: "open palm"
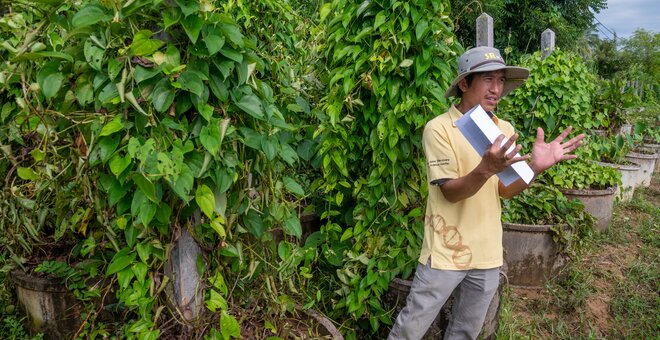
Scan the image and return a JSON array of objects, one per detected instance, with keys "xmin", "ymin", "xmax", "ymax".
[{"xmin": 530, "ymin": 126, "xmax": 585, "ymax": 173}]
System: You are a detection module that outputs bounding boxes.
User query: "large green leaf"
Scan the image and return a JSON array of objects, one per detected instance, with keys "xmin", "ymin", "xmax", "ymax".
[
  {"xmin": 75, "ymin": 83, "xmax": 93, "ymax": 105},
  {"xmin": 89, "ymin": 134, "xmax": 120, "ymax": 166},
  {"xmin": 108, "ymin": 58, "xmax": 123, "ymax": 80},
  {"xmin": 296, "ymin": 140, "xmax": 315, "ymax": 161},
  {"xmin": 125, "ymin": 225, "xmax": 137, "ymax": 248},
  {"xmin": 374, "ymin": 12, "xmax": 387, "ymax": 30},
  {"xmin": 220, "ymin": 22, "xmax": 243, "ymax": 48},
  {"xmin": 219, "ymin": 47, "xmax": 242, "ymax": 63},
  {"xmin": 279, "ymin": 143, "xmax": 298, "ymax": 165},
  {"xmin": 109, "ymin": 154, "xmax": 132, "ymax": 177},
  {"xmin": 415, "ymin": 19, "xmax": 429, "ymax": 40},
  {"xmin": 150, "ymin": 78, "xmax": 175, "ymax": 112},
  {"xmin": 243, "ymin": 209, "xmax": 264, "ymax": 237},
  {"xmin": 209, "ymin": 72, "xmax": 228, "ymax": 101},
  {"xmin": 36, "ymin": 62, "xmax": 63, "ymax": 100},
  {"xmin": 84, "ymin": 39, "xmax": 104, "ymax": 71},
  {"xmin": 131, "ymin": 190, "xmax": 157, "ymax": 226},
  {"xmin": 100, "ymin": 116, "xmax": 124, "ymax": 136},
  {"xmin": 214, "ymin": 167, "xmax": 233, "ymax": 194},
  {"xmin": 170, "ymin": 164, "xmax": 194, "ymax": 201},
  {"xmin": 106, "ymin": 248, "xmax": 135, "ymax": 275},
  {"xmin": 98, "ymin": 82, "xmax": 119, "ymax": 104},
  {"xmin": 203, "ymin": 28, "xmax": 225, "ymax": 56},
  {"xmin": 200, "ymin": 123, "xmax": 221, "ymax": 156},
  {"xmin": 133, "ymin": 173, "xmax": 159, "ymax": 203},
  {"xmin": 283, "ymin": 216, "xmax": 302, "ymax": 238},
  {"xmin": 220, "ymin": 310, "xmax": 241, "ymax": 339},
  {"xmin": 283, "ymin": 177, "xmax": 305, "ymax": 197},
  {"xmin": 239, "ymin": 127, "xmax": 262, "ymax": 150},
  {"xmin": 196, "ymin": 184, "xmax": 215, "ymax": 219},
  {"xmin": 72, "ymin": 6, "xmax": 108, "ymax": 28},
  {"xmin": 134, "ymin": 66, "xmax": 161, "ymax": 83},
  {"xmin": 260, "ymin": 136, "xmax": 277, "ymax": 160},
  {"xmin": 17, "ymin": 51, "xmax": 73, "ymax": 63},
  {"xmin": 181, "ymin": 15, "xmax": 203, "ymax": 44},
  {"xmin": 175, "ymin": 71, "xmax": 204, "ymax": 97},
  {"xmin": 130, "ymin": 30, "xmax": 163, "ymax": 56},
  {"xmin": 99, "ymin": 174, "xmax": 129, "ymax": 206},
  {"xmin": 235, "ymin": 94, "xmax": 264, "ymax": 120},
  {"xmin": 17, "ymin": 167, "xmax": 38, "ymax": 180}
]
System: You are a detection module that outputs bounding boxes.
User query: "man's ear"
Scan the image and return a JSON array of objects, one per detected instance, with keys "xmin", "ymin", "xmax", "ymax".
[{"xmin": 457, "ymin": 78, "xmax": 469, "ymax": 93}]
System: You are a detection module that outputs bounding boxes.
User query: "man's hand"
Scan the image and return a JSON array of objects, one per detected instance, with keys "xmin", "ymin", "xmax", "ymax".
[
  {"xmin": 529, "ymin": 126, "xmax": 585, "ymax": 174},
  {"xmin": 481, "ymin": 133, "xmax": 529, "ymax": 176}
]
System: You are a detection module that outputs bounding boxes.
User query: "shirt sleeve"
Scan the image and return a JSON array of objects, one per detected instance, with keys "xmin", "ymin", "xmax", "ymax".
[{"xmin": 422, "ymin": 121, "xmax": 458, "ymax": 184}]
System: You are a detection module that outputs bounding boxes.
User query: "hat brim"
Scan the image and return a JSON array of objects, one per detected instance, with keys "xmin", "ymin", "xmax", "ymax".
[{"xmin": 444, "ymin": 64, "xmax": 529, "ymax": 98}]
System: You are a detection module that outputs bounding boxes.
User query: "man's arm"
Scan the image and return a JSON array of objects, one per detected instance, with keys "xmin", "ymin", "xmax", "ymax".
[{"xmin": 441, "ymin": 133, "xmax": 526, "ymax": 202}]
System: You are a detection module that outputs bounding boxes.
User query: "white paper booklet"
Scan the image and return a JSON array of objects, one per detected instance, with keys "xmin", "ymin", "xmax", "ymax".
[{"xmin": 455, "ymin": 104, "xmax": 534, "ymax": 186}]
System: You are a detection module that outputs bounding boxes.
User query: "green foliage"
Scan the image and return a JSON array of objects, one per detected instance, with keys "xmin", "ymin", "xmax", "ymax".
[
  {"xmin": 1, "ymin": 0, "xmax": 323, "ymax": 337},
  {"xmin": 315, "ymin": 0, "xmax": 461, "ymax": 336},
  {"xmin": 620, "ymin": 29, "xmax": 660, "ymax": 87},
  {"xmin": 632, "ymin": 108, "xmax": 660, "ymax": 144},
  {"xmin": 0, "ymin": 316, "xmax": 43, "ymax": 340},
  {"xmin": 545, "ymin": 159, "xmax": 621, "ymax": 190},
  {"xmin": 585, "ymin": 134, "xmax": 632, "ymax": 164},
  {"xmin": 592, "ymin": 77, "xmax": 638, "ymax": 131},
  {"xmin": 590, "ymin": 37, "xmax": 624, "ymax": 80},
  {"xmin": 35, "ymin": 260, "xmax": 102, "ymax": 301},
  {"xmin": 498, "ymin": 49, "xmax": 597, "ymax": 145}
]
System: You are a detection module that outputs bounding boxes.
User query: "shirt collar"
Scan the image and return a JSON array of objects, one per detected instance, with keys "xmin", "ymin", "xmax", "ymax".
[{"xmin": 449, "ymin": 104, "xmax": 500, "ymax": 127}]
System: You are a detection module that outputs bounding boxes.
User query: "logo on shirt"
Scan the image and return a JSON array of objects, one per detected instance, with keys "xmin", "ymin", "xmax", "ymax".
[{"xmin": 426, "ymin": 214, "xmax": 473, "ymax": 269}]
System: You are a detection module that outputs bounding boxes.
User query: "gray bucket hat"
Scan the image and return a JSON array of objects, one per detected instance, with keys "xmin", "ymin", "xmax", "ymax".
[{"xmin": 445, "ymin": 46, "xmax": 529, "ymax": 98}]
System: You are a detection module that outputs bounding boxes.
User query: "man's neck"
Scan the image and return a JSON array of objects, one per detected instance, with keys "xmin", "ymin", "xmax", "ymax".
[{"xmin": 455, "ymin": 101, "xmax": 472, "ymax": 114}]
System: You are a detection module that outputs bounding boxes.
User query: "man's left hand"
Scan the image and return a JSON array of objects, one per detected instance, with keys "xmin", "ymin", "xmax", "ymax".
[{"xmin": 529, "ymin": 126, "xmax": 585, "ymax": 174}]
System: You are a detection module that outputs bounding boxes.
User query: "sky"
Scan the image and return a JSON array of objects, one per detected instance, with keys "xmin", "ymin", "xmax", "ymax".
[{"xmin": 593, "ymin": 0, "xmax": 660, "ymax": 40}]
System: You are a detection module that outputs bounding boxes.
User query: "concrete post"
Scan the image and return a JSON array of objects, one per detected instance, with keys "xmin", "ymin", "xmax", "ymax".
[
  {"xmin": 165, "ymin": 212, "xmax": 205, "ymax": 322},
  {"xmin": 541, "ymin": 29, "xmax": 556, "ymax": 58},
  {"xmin": 476, "ymin": 13, "xmax": 494, "ymax": 47}
]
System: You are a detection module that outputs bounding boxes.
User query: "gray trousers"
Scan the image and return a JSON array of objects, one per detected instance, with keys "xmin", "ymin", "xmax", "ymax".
[{"xmin": 388, "ymin": 260, "xmax": 500, "ymax": 340}]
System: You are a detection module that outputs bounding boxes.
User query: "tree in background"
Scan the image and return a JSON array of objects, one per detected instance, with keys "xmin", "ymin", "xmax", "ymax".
[
  {"xmin": 450, "ymin": 0, "xmax": 606, "ymax": 59},
  {"xmin": 620, "ymin": 29, "xmax": 659, "ymax": 85},
  {"xmin": 590, "ymin": 29, "xmax": 659, "ymax": 104}
]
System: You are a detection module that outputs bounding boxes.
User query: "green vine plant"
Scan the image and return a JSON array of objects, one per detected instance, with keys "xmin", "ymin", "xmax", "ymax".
[
  {"xmin": 315, "ymin": 0, "xmax": 461, "ymax": 337},
  {"xmin": 545, "ymin": 159, "xmax": 621, "ymax": 191},
  {"xmin": 0, "ymin": 1, "xmax": 103, "ymax": 278},
  {"xmin": 591, "ymin": 76, "xmax": 638, "ymax": 133},
  {"xmin": 1, "ymin": 0, "xmax": 322, "ymax": 338},
  {"xmin": 498, "ymin": 48, "xmax": 597, "ymax": 148}
]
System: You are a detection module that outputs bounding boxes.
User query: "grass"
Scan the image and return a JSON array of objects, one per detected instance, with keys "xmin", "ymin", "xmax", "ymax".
[{"xmin": 498, "ymin": 173, "xmax": 660, "ymax": 339}]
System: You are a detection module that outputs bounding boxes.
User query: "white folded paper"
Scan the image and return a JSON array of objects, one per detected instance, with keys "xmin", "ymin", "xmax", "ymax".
[{"xmin": 455, "ymin": 104, "xmax": 534, "ymax": 186}]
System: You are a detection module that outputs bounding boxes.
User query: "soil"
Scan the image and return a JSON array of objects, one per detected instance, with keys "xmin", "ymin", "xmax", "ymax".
[{"xmin": 507, "ymin": 172, "xmax": 660, "ymax": 338}]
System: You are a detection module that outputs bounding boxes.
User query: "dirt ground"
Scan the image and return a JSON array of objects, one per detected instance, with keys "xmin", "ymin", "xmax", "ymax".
[{"xmin": 507, "ymin": 172, "xmax": 659, "ymax": 338}]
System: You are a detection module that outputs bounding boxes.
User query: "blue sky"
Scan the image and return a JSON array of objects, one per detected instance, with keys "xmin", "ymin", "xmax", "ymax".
[{"xmin": 594, "ymin": 0, "xmax": 660, "ymax": 40}]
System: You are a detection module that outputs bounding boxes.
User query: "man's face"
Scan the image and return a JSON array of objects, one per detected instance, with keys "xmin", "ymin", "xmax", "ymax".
[{"xmin": 458, "ymin": 70, "xmax": 506, "ymax": 112}]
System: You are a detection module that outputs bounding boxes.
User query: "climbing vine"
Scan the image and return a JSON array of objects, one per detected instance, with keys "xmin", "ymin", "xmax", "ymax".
[{"xmin": 315, "ymin": 0, "xmax": 461, "ymax": 336}]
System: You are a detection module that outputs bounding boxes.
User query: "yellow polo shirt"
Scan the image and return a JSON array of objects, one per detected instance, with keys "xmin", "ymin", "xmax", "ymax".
[{"xmin": 419, "ymin": 105, "xmax": 515, "ymax": 270}]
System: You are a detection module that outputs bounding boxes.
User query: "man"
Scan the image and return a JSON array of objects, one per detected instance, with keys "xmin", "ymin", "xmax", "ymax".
[{"xmin": 388, "ymin": 46, "xmax": 584, "ymax": 340}]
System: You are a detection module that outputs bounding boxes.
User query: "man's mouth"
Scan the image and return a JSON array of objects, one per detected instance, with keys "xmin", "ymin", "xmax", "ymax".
[{"xmin": 485, "ymin": 96, "xmax": 499, "ymax": 105}]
